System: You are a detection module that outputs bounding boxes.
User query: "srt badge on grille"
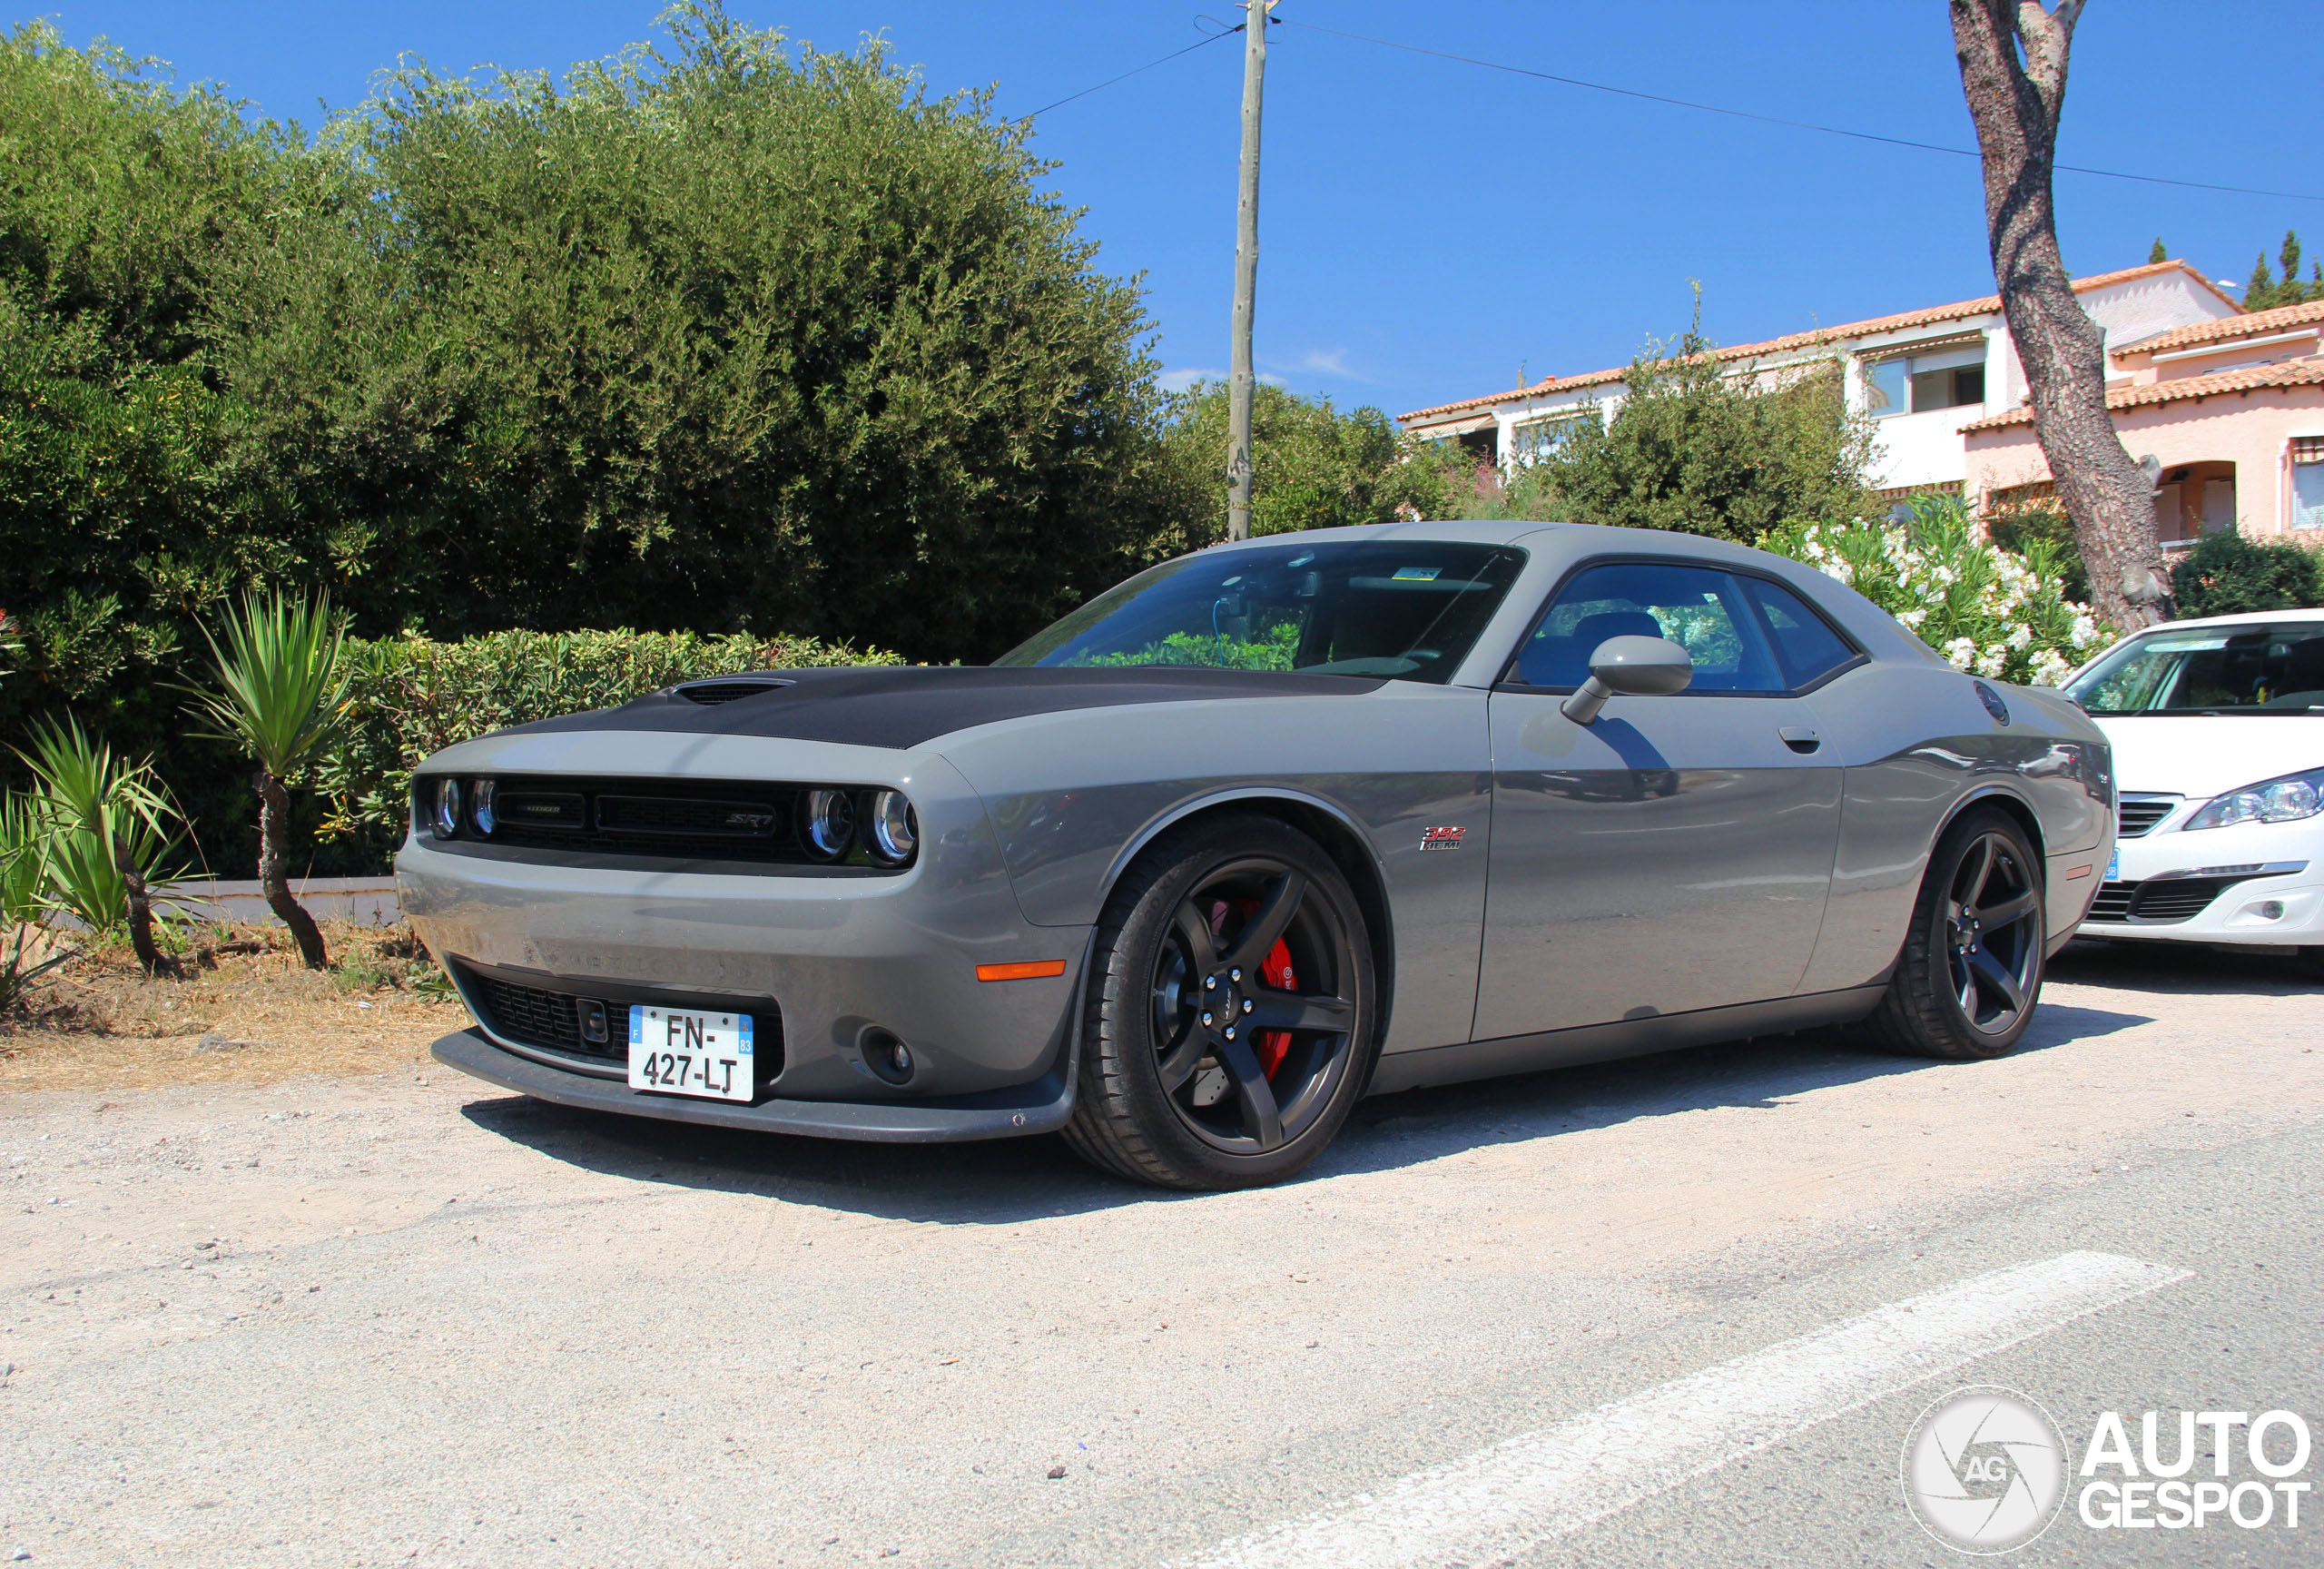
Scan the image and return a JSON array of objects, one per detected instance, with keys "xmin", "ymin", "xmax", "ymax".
[
  {"xmin": 1419, "ymin": 825, "xmax": 1466, "ymax": 851},
  {"xmin": 724, "ymin": 811, "xmax": 775, "ymax": 831}
]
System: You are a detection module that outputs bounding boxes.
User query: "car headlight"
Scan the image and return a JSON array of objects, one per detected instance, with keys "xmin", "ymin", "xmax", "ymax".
[
  {"xmin": 471, "ymin": 778, "xmax": 497, "ymax": 836},
  {"xmin": 866, "ymin": 790, "xmax": 917, "ymax": 866},
  {"xmin": 432, "ymin": 778, "xmax": 461, "ymax": 840},
  {"xmin": 798, "ymin": 788, "xmax": 856, "ymax": 861},
  {"xmin": 2184, "ymin": 767, "xmax": 2324, "ymax": 831}
]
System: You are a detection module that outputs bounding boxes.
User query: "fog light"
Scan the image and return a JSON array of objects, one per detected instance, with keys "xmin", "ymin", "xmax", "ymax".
[
  {"xmin": 866, "ymin": 789, "xmax": 917, "ymax": 865},
  {"xmin": 861, "ymin": 1028, "xmax": 914, "ymax": 1086},
  {"xmin": 432, "ymin": 778, "xmax": 461, "ymax": 840},
  {"xmin": 798, "ymin": 788, "xmax": 855, "ymax": 861},
  {"xmin": 2258, "ymin": 901, "xmax": 2286, "ymax": 921},
  {"xmin": 578, "ymin": 1000, "xmax": 609, "ymax": 1045}
]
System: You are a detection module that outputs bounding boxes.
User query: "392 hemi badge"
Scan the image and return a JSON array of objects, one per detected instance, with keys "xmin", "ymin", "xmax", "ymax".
[{"xmin": 1419, "ymin": 825, "xmax": 1467, "ymax": 851}]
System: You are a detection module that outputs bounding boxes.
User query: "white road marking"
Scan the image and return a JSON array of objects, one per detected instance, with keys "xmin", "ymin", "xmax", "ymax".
[{"xmin": 1175, "ymin": 1250, "xmax": 2188, "ymax": 1569}]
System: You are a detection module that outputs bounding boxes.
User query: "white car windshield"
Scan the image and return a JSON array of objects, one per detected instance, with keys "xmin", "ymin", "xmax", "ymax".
[
  {"xmin": 994, "ymin": 541, "xmax": 1528, "ymax": 683},
  {"xmin": 2064, "ymin": 621, "xmax": 2324, "ymax": 714}
]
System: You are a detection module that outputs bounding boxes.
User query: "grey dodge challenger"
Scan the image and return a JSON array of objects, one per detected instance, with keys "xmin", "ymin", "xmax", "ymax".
[{"xmin": 402, "ymin": 521, "xmax": 2114, "ymax": 1189}]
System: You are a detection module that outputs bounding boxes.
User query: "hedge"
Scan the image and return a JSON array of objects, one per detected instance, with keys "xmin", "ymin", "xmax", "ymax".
[{"xmin": 314, "ymin": 629, "xmax": 901, "ymax": 864}]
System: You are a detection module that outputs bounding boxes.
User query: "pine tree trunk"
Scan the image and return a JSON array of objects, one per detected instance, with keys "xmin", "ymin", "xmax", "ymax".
[
  {"xmin": 256, "ymin": 770, "xmax": 329, "ymax": 969},
  {"xmin": 1950, "ymin": 0, "xmax": 2169, "ymax": 633}
]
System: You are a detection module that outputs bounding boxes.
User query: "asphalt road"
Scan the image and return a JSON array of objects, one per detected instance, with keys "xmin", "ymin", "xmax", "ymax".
[{"xmin": 3, "ymin": 939, "xmax": 2319, "ymax": 1567}]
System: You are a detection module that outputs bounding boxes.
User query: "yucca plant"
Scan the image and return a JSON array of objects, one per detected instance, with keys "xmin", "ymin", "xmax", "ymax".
[
  {"xmin": 1, "ymin": 791, "xmax": 47, "ymax": 926},
  {"xmin": 15, "ymin": 716, "xmax": 187, "ymax": 972},
  {"xmin": 0, "ymin": 793, "xmax": 69, "ymax": 1015},
  {"xmin": 186, "ymin": 589, "xmax": 350, "ymax": 969}
]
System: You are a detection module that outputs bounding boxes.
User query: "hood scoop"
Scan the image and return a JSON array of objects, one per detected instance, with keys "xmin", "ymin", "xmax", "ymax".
[{"xmin": 674, "ymin": 676, "xmax": 795, "ymax": 706}]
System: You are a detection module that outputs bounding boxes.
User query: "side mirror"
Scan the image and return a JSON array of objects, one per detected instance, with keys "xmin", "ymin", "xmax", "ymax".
[{"xmin": 1561, "ymin": 635, "xmax": 1693, "ymax": 725}]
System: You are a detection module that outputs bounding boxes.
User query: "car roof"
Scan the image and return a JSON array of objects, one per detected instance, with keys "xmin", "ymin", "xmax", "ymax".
[
  {"xmin": 1193, "ymin": 519, "xmax": 1563, "ymax": 550},
  {"xmin": 2114, "ymin": 610, "xmax": 2324, "ymax": 634}
]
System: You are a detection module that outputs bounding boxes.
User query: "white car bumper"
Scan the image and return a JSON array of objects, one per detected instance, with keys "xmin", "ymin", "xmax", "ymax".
[{"xmin": 2080, "ymin": 796, "xmax": 2324, "ymax": 946}]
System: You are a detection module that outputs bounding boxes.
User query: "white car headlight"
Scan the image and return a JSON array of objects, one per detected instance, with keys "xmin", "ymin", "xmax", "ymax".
[{"xmin": 2184, "ymin": 767, "xmax": 2324, "ymax": 831}]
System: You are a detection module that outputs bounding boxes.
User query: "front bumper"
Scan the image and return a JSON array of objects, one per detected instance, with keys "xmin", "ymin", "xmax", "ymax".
[
  {"xmin": 2077, "ymin": 804, "xmax": 2324, "ymax": 946},
  {"xmin": 398, "ymin": 797, "xmax": 1089, "ymax": 1119},
  {"xmin": 431, "ymin": 1028, "xmax": 1073, "ymax": 1142}
]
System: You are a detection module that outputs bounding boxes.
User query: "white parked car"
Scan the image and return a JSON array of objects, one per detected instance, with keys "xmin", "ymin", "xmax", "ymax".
[{"xmin": 2062, "ymin": 611, "xmax": 2324, "ymax": 957}]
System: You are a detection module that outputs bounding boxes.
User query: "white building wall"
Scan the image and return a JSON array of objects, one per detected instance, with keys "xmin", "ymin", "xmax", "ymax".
[{"xmin": 1440, "ymin": 267, "xmax": 2239, "ymax": 497}]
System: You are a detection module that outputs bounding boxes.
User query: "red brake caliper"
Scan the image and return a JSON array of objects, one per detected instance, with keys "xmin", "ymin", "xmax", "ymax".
[
  {"xmin": 1221, "ymin": 899, "xmax": 1297, "ymax": 1080},
  {"xmin": 1256, "ymin": 938, "xmax": 1295, "ymax": 1080}
]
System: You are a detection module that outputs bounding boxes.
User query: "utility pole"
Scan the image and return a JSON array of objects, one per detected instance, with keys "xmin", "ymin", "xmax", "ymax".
[{"xmin": 1225, "ymin": 0, "xmax": 1274, "ymax": 541}]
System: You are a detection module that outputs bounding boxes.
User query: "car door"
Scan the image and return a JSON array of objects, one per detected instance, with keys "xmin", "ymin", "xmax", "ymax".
[{"xmin": 1472, "ymin": 558, "xmax": 1852, "ymax": 1041}]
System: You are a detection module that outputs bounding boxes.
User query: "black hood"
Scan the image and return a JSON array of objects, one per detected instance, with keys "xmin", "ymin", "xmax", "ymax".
[{"xmin": 504, "ymin": 665, "xmax": 1388, "ymax": 751}]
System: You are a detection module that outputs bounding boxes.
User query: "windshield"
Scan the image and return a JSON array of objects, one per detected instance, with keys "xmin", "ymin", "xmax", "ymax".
[
  {"xmin": 2063, "ymin": 622, "xmax": 2324, "ymax": 714},
  {"xmin": 994, "ymin": 541, "xmax": 1528, "ymax": 683}
]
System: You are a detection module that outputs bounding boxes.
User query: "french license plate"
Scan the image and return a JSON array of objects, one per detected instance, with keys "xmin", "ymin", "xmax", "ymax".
[
  {"xmin": 2106, "ymin": 847, "xmax": 2120, "ymax": 881},
  {"xmin": 627, "ymin": 1006, "xmax": 753, "ymax": 1101}
]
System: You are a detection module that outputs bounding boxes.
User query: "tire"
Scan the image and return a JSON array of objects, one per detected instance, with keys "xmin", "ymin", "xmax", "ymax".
[
  {"xmin": 1061, "ymin": 812, "xmax": 1378, "ymax": 1190},
  {"xmin": 1868, "ymin": 807, "xmax": 2047, "ymax": 1061}
]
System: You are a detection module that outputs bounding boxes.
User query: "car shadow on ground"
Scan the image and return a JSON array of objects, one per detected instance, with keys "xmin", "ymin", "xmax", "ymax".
[
  {"xmin": 2050, "ymin": 936, "xmax": 2316, "ymax": 998},
  {"xmin": 456, "ymin": 988, "xmax": 2152, "ymax": 1223}
]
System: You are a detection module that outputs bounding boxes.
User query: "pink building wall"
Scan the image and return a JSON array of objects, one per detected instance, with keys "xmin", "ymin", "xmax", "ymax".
[{"xmin": 1965, "ymin": 383, "xmax": 2324, "ymax": 540}]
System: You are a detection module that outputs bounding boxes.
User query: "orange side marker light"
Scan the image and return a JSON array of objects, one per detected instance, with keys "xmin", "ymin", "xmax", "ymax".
[{"xmin": 975, "ymin": 960, "xmax": 1068, "ymax": 982}]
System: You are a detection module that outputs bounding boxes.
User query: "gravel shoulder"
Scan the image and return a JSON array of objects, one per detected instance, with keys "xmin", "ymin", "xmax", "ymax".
[{"xmin": 0, "ymin": 942, "xmax": 2317, "ymax": 1567}]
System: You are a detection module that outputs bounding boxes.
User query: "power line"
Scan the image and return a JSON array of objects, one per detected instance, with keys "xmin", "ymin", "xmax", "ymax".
[
  {"xmin": 1282, "ymin": 18, "xmax": 2324, "ymax": 205},
  {"xmin": 1026, "ymin": 26, "xmax": 1241, "ymax": 120}
]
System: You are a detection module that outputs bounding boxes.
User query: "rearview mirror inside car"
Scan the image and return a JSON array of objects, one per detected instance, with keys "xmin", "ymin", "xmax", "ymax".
[{"xmin": 1560, "ymin": 635, "xmax": 1694, "ymax": 725}]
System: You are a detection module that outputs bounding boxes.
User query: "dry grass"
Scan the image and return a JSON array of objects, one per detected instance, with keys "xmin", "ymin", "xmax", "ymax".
[{"xmin": 0, "ymin": 918, "xmax": 473, "ymax": 1092}]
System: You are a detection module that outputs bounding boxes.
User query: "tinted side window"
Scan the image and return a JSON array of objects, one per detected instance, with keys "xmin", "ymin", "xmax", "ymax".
[
  {"xmin": 1738, "ymin": 577, "xmax": 1858, "ymax": 690},
  {"xmin": 1512, "ymin": 561, "xmax": 1780, "ymax": 693}
]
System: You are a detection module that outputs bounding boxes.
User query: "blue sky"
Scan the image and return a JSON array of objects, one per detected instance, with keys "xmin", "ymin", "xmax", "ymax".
[{"xmin": 36, "ymin": 1, "xmax": 2324, "ymax": 419}]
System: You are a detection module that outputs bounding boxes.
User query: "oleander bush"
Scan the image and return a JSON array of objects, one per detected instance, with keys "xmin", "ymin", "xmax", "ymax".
[
  {"xmin": 1758, "ymin": 497, "xmax": 2107, "ymax": 686},
  {"xmin": 314, "ymin": 628, "xmax": 901, "ymax": 862}
]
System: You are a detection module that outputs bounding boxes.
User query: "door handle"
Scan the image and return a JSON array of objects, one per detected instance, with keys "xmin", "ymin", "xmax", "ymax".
[{"xmin": 1779, "ymin": 726, "xmax": 1822, "ymax": 754}]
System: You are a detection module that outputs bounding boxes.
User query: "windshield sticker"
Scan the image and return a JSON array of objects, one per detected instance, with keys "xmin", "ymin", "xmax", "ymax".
[
  {"xmin": 1392, "ymin": 567, "xmax": 1443, "ymax": 582},
  {"xmin": 2139, "ymin": 637, "xmax": 2229, "ymax": 653}
]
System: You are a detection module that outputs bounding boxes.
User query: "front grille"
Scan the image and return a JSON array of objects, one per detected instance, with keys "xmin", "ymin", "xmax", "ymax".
[
  {"xmin": 2086, "ymin": 874, "xmax": 2260, "ymax": 924},
  {"xmin": 2128, "ymin": 877, "xmax": 2242, "ymax": 923},
  {"xmin": 425, "ymin": 775, "xmax": 817, "ymax": 865},
  {"xmin": 596, "ymin": 794, "xmax": 783, "ymax": 840},
  {"xmin": 459, "ymin": 964, "xmax": 785, "ymax": 1083},
  {"xmin": 2115, "ymin": 796, "xmax": 2178, "ymax": 837},
  {"xmin": 468, "ymin": 972, "xmax": 599, "ymax": 1056}
]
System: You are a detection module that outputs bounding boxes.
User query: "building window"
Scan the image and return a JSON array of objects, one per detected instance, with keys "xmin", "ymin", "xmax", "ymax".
[
  {"xmin": 1865, "ymin": 343, "xmax": 1987, "ymax": 417},
  {"xmin": 2295, "ymin": 438, "xmax": 2324, "ymax": 531},
  {"xmin": 1509, "ymin": 412, "xmax": 1586, "ymax": 461}
]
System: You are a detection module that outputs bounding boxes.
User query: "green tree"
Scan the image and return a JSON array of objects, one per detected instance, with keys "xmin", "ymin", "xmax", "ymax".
[
  {"xmin": 2241, "ymin": 230, "xmax": 2324, "ymax": 311},
  {"xmin": 222, "ymin": 2, "xmax": 1175, "ymax": 664},
  {"xmin": 2148, "ymin": 236, "xmax": 2167, "ymax": 264},
  {"xmin": 0, "ymin": 5, "xmax": 1190, "ymax": 875},
  {"xmin": 1157, "ymin": 382, "xmax": 1441, "ymax": 540},
  {"xmin": 2168, "ymin": 531, "xmax": 2324, "ymax": 617},
  {"xmin": 1504, "ymin": 331, "xmax": 1877, "ymax": 542}
]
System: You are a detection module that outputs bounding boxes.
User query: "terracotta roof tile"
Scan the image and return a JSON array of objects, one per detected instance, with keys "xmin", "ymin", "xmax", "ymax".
[
  {"xmin": 1399, "ymin": 259, "xmax": 2228, "ymax": 424},
  {"xmin": 1958, "ymin": 355, "xmax": 2324, "ymax": 432},
  {"xmin": 2114, "ymin": 298, "xmax": 2324, "ymax": 358}
]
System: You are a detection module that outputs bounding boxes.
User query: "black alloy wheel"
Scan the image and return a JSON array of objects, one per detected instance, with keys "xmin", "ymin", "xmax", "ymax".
[
  {"xmin": 1871, "ymin": 807, "xmax": 2047, "ymax": 1061},
  {"xmin": 1944, "ymin": 829, "xmax": 2043, "ymax": 1033},
  {"xmin": 1064, "ymin": 813, "xmax": 1377, "ymax": 1189}
]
